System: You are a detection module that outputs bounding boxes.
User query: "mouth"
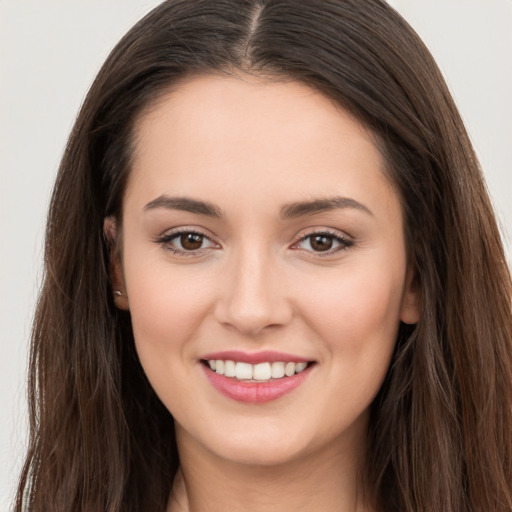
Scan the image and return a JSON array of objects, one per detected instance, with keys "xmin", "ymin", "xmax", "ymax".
[
  {"xmin": 200, "ymin": 353, "xmax": 316, "ymax": 403},
  {"xmin": 201, "ymin": 359, "xmax": 312, "ymax": 382}
]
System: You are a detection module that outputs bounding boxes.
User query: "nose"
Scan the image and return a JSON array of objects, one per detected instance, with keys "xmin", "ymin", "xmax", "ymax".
[{"xmin": 214, "ymin": 248, "xmax": 293, "ymax": 336}]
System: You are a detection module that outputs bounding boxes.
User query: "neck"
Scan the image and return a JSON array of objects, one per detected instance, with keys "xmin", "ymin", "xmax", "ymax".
[{"xmin": 167, "ymin": 422, "xmax": 373, "ymax": 512}]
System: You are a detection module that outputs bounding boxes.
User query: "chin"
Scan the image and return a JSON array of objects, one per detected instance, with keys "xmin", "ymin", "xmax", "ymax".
[
  {"xmin": 215, "ymin": 440, "xmax": 308, "ymax": 467},
  {"xmin": 224, "ymin": 423, "xmax": 334, "ymax": 467},
  {"xmin": 179, "ymin": 418, "xmax": 316, "ymax": 467}
]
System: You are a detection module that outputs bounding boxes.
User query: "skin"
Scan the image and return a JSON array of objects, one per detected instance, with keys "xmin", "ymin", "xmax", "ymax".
[{"xmin": 110, "ymin": 74, "xmax": 420, "ymax": 512}]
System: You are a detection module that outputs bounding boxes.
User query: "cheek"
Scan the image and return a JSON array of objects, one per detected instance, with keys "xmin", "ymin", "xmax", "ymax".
[
  {"xmin": 304, "ymin": 265, "xmax": 402, "ymax": 326},
  {"xmin": 299, "ymin": 265, "xmax": 405, "ymax": 432},
  {"xmin": 123, "ymin": 260, "xmax": 219, "ymax": 414},
  {"xmin": 295, "ymin": 260, "xmax": 405, "ymax": 370},
  {"xmin": 123, "ymin": 258, "xmax": 215, "ymax": 362}
]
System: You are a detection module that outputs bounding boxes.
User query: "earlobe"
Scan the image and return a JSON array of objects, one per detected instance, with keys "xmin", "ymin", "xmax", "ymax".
[
  {"xmin": 112, "ymin": 288, "xmax": 129, "ymax": 310},
  {"xmin": 104, "ymin": 217, "xmax": 130, "ymax": 311},
  {"xmin": 400, "ymin": 266, "xmax": 420, "ymax": 325}
]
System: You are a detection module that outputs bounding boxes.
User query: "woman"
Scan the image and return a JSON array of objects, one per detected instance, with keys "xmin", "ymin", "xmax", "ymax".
[{"xmin": 15, "ymin": 1, "xmax": 512, "ymax": 511}]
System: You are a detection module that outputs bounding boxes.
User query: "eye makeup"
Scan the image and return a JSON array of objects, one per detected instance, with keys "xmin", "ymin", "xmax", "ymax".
[{"xmin": 153, "ymin": 226, "xmax": 354, "ymax": 258}]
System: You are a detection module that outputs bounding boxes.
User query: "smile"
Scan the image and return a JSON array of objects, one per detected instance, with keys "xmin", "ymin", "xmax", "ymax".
[
  {"xmin": 206, "ymin": 360, "xmax": 309, "ymax": 381},
  {"xmin": 200, "ymin": 352, "xmax": 315, "ymax": 403}
]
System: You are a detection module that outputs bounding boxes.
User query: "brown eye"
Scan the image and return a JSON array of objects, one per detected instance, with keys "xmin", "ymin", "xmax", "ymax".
[
  {"xmin": 156, "ymin": 230, "xmax": 216, "ymax": 254},
  {"xmin": 310, "ymin": 235, "xmax": 333, "ymax": 252},
  {"xmin": 295, "ymin": 232, "xmax": 353, "ymax": 255},
  {"xmin": 180, "ymin": 233, "xmax": 204, "ymax": 250}
]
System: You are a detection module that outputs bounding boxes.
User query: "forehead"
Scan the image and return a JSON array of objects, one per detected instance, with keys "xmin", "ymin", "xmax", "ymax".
[
  {"xmin": 127, "ymin": 74, "xmax": 396, "ymax": 218},
  {"xmin": 133, "ymin": 73, "xmax": 377, "ymax": 159}
]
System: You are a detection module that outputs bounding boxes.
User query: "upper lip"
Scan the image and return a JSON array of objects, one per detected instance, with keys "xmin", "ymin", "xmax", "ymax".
[{"xmin": 201, "ymin": 350, "xmax": 313, "ymax": 364}]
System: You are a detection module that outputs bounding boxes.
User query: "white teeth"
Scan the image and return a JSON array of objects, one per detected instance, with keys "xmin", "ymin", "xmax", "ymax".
[
  {"xmin": 224, "ymin": 360, "xmax": 236, "ymax": 377},
  {"xmin": 235, "ymin": 362, "xmax": 253, "ymax": 380},
  {"xmin": 295, "ymin": 362, "xmax": 307, "ymax": 373},
  {"xmin": 271, "ymin": 362, "xmax": 285, "ymax": 378},
  {"xmin": 207, "ymin": 359, "xmax": 310, "ymax": 381},
  {"xmin": 285, "ymin": 362, "xmax": 296, "ymax": 377},
  {"xmin": 253, "ymin": 362, "xmax": 272, "ymax": 381}
]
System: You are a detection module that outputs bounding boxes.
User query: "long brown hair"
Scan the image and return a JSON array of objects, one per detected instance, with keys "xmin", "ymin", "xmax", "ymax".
[{"xmin": 16, "ymin": 1, "xmax": 512, "ymax": 511}]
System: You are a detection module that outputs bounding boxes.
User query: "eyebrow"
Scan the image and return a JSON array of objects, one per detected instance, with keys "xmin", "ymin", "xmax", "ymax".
[
  {"xmin": 280, "ymin": 196, "xmax": 373, "ymax": 219},
  {"xmin": 144, "ymin": 195, "xmax": 223, "ymax": 217},
  {"xmin": 143, "ymin": 194, "xmax": 372, "ymax": 219}
]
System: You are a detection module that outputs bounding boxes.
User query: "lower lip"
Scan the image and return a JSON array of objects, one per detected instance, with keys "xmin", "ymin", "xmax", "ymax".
[{"xmin": 202, "ymin": 364, "xmax": 313, "ymax": 403}]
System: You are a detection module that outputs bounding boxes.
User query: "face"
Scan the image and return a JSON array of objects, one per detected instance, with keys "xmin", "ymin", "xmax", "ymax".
[{"xmin": 112, "ymin": 75, "xmax": 419, "ymax": 467}]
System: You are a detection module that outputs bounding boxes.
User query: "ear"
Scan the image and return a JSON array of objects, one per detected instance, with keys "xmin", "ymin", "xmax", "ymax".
[
  {"xmin": 400, "ymin": 265, "xmax": 420, "ymax": 325},
  {"xmin": 104, "ymin": 217, "xmax": 129, "ymax": 311}
]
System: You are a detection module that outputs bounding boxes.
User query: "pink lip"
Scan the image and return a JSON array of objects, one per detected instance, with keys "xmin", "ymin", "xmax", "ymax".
[
  {"xmin": 201, "ymin": 363, "xmax": 313, "ymax": 403},
  {"xmin": 201, "ymin": 350, "xmax": 311, "ymax": 364}
]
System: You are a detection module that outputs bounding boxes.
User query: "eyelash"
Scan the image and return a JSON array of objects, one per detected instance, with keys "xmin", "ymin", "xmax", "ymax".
[
  {"xmin": 292, "ymin": 230, "xmax": 354, "ymax": 256},
  {"xmin": 154, "ymin": 228, "xmax": 217, "ymax": 257},
  {"xmin": 154, "ymin": 228, "xmax": 354, "ymax": 257}
]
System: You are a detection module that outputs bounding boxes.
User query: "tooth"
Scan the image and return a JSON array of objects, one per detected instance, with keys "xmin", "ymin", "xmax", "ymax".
[
  {"xmin": 295, "ymin": 362, "xmax": 307, "ymax": 373},
  {"xmin": 271, "ymin": 362, "xmax": 285, "ymax": 379},
  {"xmin": 253, "ymin": 362, "xmax": 271, "ymax": 381},
  {"xmin": 284, "ymin": 362, "xmax": 296, "ymax": 377},
  {"xmin": 208, "ymin": 360, "xmax": 216, "ymax": 370},
  {"xmin": 235, "ymin": 362, "xmax": 253, "ymax": 380},
  {"xmin": 224, "ymin": 360, "xmax": 236, "ymax": 377},
  {"xmin": 215, "ymin": 360, "xmax": 225, "ymax": 375}
]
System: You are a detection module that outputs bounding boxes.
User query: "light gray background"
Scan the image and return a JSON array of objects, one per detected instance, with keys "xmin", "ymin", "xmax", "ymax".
[{"xmin": 1, "ymin": 1, "xmax": 511, "ymax": 510}]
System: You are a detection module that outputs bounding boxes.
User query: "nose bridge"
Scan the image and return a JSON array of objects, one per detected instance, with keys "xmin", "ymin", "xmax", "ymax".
[{"xmin": 215, "ymin": 240, "xmax": 290, "ymax": 335}]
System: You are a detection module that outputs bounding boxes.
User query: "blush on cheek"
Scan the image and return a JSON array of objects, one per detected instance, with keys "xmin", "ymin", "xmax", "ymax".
[
  {"xmin": 128, "ymin": 269, "xmax": 215, "ymax": 353},
  {"xmin": 303, "ymin": 268, "xmax": 403, "ymax": 338}
]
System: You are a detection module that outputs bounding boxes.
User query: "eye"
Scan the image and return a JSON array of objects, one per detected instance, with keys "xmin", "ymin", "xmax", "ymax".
[
  {"xmin": 175, "ymin": 232, "xmax": 208, "ymax": 251},
  {"xmin": 293, "ymin": 231, "xmax": 353, "ymax": 254},
  {"xmin": 155, "ymin": 229, "xmax": 217, "ymax": 255}
]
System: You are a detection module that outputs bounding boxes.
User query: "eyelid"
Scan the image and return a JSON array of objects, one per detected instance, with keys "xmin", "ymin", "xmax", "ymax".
[
  {"xmin": 290, "ymin": 227, "xmax": 354, "ymax": 255},
  {"xmin": 153, "ymin": 226, "xmax": 220, "ymax": 256},
  {"xmin": 153, "ymin": 226, "xmax": 353, "ymax": 257}
]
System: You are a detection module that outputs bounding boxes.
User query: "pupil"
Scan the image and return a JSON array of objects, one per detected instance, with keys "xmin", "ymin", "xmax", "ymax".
[
  {"xmin": 181, "ymin": 233, "xmax": 203, "ymax": 250},
  {"xmin": 311, "ymin": 235, "xmax": 332, "ymax": 251}
]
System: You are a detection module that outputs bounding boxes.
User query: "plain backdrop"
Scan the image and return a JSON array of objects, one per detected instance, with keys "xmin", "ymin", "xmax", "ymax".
[{"xmin": 1, "ymin": 1, "xmax": 511, "ymax": 510}]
